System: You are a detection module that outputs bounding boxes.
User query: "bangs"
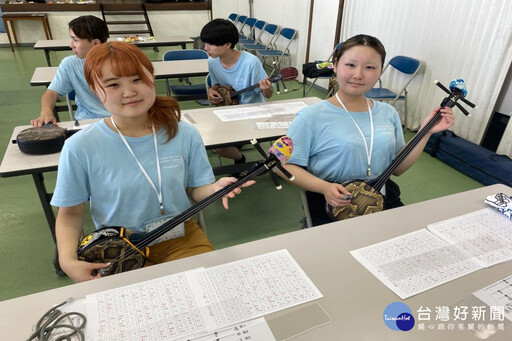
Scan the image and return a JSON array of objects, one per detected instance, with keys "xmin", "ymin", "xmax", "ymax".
[{"xmin": 108, "ymin": 48, "xmax": 154, "ymax": 85}]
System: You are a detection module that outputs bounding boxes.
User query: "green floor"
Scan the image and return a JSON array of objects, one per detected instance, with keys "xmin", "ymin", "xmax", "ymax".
[{"xmin": 0, "ymin": 45, "xmax": 483, "ymax": 302}]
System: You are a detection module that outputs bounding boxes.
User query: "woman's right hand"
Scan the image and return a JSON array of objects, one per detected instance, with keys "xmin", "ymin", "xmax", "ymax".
[
  {"xmin": 323, "ymin": 182, "xmax": 352, "ymax": 208},
  {"xmin": 60, "ymin": 258, "xmax": 111, "ymax": 282}
]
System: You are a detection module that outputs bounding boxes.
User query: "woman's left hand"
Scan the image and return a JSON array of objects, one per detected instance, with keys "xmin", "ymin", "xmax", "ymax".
[
  {"xmin": 421, "ymin": 106, "xmax": 455, "ymax": 134},
  {"xmin": 214, "ymin": 177, "xmax": 256, "ymax": 209}
]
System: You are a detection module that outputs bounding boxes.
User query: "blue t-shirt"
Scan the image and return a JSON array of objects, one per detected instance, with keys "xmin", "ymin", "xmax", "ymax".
[
  {"xmin": 51, "ymin": 120, "xmax": 215, "ymax": 232},
  {"xmin": 208, "ymin": 51, "xmax": 268, "ymax": 104},
  {"xmin": 287, "ymin": 100, "xmax": 405, "ymax": 183},
  {"xmin": 48, "ymin": 55, "xmax": 111, "ymax": 120}
]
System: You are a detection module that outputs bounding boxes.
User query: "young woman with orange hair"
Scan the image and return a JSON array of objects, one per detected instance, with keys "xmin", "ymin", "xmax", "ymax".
[{"xmin": 51, "ymin": 42, "xmax": 253, "ymax": 282}]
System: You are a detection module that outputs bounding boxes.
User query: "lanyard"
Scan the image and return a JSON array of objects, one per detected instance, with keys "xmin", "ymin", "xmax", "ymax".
[
  {"xmin": 110, "ymin": 117, "xmax": 165, "ymax": 215},
  {"xmin": 335, "ymin": 93, "xmax": 374, "ymax": 176}
]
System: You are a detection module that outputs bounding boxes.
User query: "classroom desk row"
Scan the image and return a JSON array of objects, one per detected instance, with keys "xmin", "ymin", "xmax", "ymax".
[
  {"xmin": 30, "ymin": 59, "xmax": 209, "ymax": 90},
  {"xmin": 0, "ymin": 184, "xmax": 510, "ymax": 340},
  {"xmin": 0, "ymin": 97, "xmax": 321, "ymax": 273},
  {"xmin": 34, "ymin": 35, "xmax": 194, "ymax": 66}
]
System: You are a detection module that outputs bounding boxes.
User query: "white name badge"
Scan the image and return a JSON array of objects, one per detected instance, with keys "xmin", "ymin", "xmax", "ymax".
[{"xmin": 144, "ymin": 217, "xmax": 185, "ymax": 245}]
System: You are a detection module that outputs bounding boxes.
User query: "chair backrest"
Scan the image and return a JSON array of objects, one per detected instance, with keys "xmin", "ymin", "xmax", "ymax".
[
  {"xmin": 381, "ymin": 55, "xmax": 422, "ymax": 92},
  {"xmin": 240, "ymin": 17, "xmax": 257, "ymax": 39},
  {"xmin": 249, "ymin": 20, "xmax": 267, "ymax": 43},
  {"xmin": 236, "ymin": 15, "xmax": 248, "ymax": 32},
  {"xmin": 261, "ymin": 24, "xmax": 280, "ymax": 50},
  {"xmin": 388, "ymin": 56, "xmax": 421, "ymax": 74},
  {"xmin": 272, "ymin": 27, "xmax": 296, "ymax": 53},
  {"xmin": 162, "ymin": 49, "xmax": 208, "ymax": 61},
  {"xmin": 228, "ymin": 13, "xmax": 238, "ymax": 23}
]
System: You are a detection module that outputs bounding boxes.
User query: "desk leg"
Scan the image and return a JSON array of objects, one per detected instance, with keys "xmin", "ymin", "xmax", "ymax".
[
  {"xmin": 3, "ymin": 19, "xmax": 14, "ymax": 53},
  {"xmin": 32, "ymin": 173, "xmax": 64, "ymax": 276},
  {"xmin": 180, "ymin": 43, "xmax": 186, "ymax": 49},
  {"xmin": 44, "ymin": 49, "xmax": 52, "ymax": 66}
]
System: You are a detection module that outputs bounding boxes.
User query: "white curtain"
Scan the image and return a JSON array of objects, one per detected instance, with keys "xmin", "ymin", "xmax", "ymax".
[{"xmin": 342, "ymin": 0, "xmax": 512, "ymax": 146}]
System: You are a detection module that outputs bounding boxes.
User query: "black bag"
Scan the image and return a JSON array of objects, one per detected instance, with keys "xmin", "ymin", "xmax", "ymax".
[
  {"xmin": 424, "ymin": 130, "xmax": 512, "ymax": 187},
  {"xmin": 302, "ymin": 62, "xmax": 334, "ymax": 78}
]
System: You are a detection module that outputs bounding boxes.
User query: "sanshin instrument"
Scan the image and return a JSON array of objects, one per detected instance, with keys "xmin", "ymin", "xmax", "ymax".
[
  {"xmin": 211, "ymin": 66, "xmax": 298, "ymax": 106},
  {"xmin": 14, "ymin": 125, "xmax": 79, "ymax": 155},
  {"xmin": 77, "ymin": 137, "xmax": 294, "ymax": 277},
  {"xmin": 325, "ymin": 79, "xmax": 476, "ymax": 221}
]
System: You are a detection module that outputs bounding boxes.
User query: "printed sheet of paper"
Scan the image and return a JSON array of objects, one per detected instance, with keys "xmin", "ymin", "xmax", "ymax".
[
  {"xmin": 188, "ymin": 249, "xmax": 323, "ymax": 330},
  {"xmin": 350, "ymin": 229, "xmax": 482, "ymax": 299},
  {"xmin": 473, "ymin": 274, "xmax": 512, "ymax": 321},
  {"xmin": 213, "ymin": 101, "xmax": 308, "ymax": 122},
  {"xmin": 86, "ymin": 268, "xmax": 211, "ymax": 341},
  {"xmin": 85, "ymin": 249, "xmax": 321, "ymax": 341},
  {"xmin": 427, "ymin": 208, "xmax": 512, "ymax": 267}
]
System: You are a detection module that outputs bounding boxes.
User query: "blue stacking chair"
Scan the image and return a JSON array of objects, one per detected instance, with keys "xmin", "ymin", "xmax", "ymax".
[
  {"xmin": 240, "ymin": 24, "xmax": 280, "ymax": 53},
  {"xmin": 162, "ymin": 49, "xmax": 209, "ymax": 100},
  {"xmin": 256, "ymin": 27, "xmax": 296, "ymax": 68},
  {"xmin": 365, "ymin": 55, "xmax": 422, "ymax": 128},
  {"xmin": 303, "ymin": 41, "xmax": 343, "ymax": 97},
  {"xmin": 235, "ymin": 15, "xmax": 248, "ymax": 33},
  {"xmin": 239, "ymin": 17, "xmax": 257, "ymax": 40},
  {"xmin": 238, "ymin": 20, "xmax": 266, "ymax": 46}
]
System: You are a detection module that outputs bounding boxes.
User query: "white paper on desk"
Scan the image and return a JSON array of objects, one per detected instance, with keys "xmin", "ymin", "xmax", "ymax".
[
  {"xmin": 473, "ymin": 274, "xmax": 512, "ymax": 321},
  {"xmin": 176, "ymin": 317, "xmax": 275, "ymax": 341},
  {"xmin": 259, "ymin": 101, "xmax": 308, "ymax": 115},
  {"xmin": 86, "ymin": 268, "xmax": 213, "ymax": 341},
  {"xmin": 213, "ymin": 106, "xmax": 272, "ymax": 122},
  {"xmin": 187, "ymin": 249, "xmax": 323, "ymax": 330},
  {"xmin": 427, "ymin": 208, "xmax": 512, "ymax": 267},
  {"xmin": 351, "ymin": 229, "xmax": 482, "ymax": 299}
]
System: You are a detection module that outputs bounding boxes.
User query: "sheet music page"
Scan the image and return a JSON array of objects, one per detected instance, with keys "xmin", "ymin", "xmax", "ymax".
[
  {"xmin": 350, "ymin": 229, "xmax": 482, "ymax": 299},
  {"xmin": 86, "ymin": 268, "xmax": 214, "ymax": 341},
  {"xmin": 427, "ymin": 208, "xmax": 512, "ymax": 267},
  {"xmin": 473, "ymin": 274, "xmax": 512, "ymax": 321},
  {"xmin": 188, "ymin": 249, "xmax": 323, "ymax": 330}
]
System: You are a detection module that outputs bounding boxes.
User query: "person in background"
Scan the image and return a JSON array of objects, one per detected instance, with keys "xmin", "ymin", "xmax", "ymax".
[
  {"xmin": 31, "ymin": 15, "xmax": 111, "ymax": 127},
  {"xmin": 51, "ymin": 42, "xmax": 254, "ymax": 282},
  {"xmin": 200, "ymin": 18, "xmax": 273, "ymax": 169}
]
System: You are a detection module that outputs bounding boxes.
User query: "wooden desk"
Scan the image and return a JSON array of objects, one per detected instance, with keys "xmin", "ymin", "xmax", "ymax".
[
  {"xmin": 29, "ymin": 60, "xmax": 208, "ymax": 87},
  {"xmin": 0, "ymin": 184, "xmax": 510, "ymax": 340},
  {"xmin": 34, "ymin": 35, "xmax": 194, "ymax": 66},
  {"xmin": 2, "ymin": 13, "xmax": 52, "ymax": 53},
  {"xmin": 0, "ymin": 97, "xmax": 321, "ymax": 273}
]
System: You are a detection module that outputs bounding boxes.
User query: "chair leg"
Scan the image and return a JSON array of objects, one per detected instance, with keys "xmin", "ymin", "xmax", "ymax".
[
  {"xmin": 304, "ymin": 78, "xmax": 318, "ymax": 97},
  {"xmin": 404, "ymin": 95, "xmax": 408, "ymax": 131}
]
